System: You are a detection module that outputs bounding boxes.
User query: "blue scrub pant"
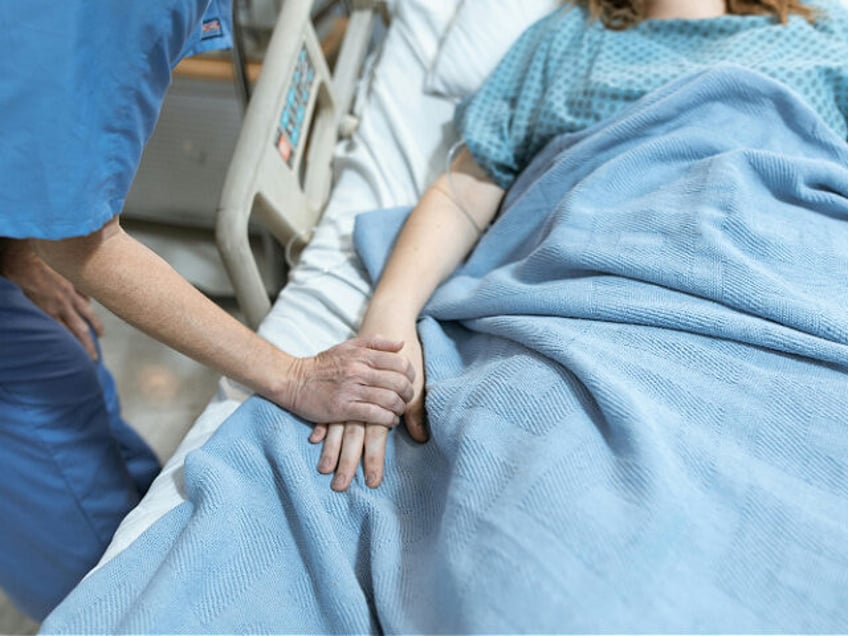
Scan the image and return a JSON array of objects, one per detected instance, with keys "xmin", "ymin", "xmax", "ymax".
[{"xmin": 0, "ymin": 276, "xmax": 160, "ymax": 621}]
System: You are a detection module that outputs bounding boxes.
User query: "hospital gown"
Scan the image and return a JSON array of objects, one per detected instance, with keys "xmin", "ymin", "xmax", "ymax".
[
  {"xmin": 456, "ymin": 0, "xmax": 848, "ymax": 189},
  {"xmin": 0, "ymin": 0, "xmax": 231, "ymax": 621}
]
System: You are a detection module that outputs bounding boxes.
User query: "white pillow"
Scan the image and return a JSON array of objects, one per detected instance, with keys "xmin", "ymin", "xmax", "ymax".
[
  {"xmin": 425, "ymin": 0, "xmax": 562, "ymax": 100},
  {"xmin": 389, "ymin": 0, "xmax": 462, "ymax": 69}
]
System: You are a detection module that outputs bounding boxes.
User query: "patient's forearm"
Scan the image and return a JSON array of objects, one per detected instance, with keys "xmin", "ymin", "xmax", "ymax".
[{"xmin": 367, "ymin": 150, "xmax": 504, "ymax": 321}]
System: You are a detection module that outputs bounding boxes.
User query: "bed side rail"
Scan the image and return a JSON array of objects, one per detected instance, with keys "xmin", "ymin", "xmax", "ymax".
[{"xmin": 216, "ymin": 0, "xmax": 381, "ymax": 329}]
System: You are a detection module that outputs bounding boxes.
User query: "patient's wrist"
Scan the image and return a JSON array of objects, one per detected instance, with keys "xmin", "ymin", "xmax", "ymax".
[{"xmin": 363, "ymin": 295, "xmax": 420, "ymax": 328}]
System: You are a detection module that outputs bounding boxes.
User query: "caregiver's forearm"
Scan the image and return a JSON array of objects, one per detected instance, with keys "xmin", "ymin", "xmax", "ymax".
[
  {"xmin": 34, "ymin": 218, "xmax": 297, "ymax": 405},
  {"xmin": 366, "ymin": 149, "xmax": 505, "ymax": 321}
]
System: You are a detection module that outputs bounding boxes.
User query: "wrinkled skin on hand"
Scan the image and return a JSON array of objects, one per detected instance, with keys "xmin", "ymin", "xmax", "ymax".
[
  {"xmin": 1, "ymin": 239, "xmax": 104, "ymax": 359},
  {"xmin": 309, "ymin": 322, "xmax": 428, "ymax": 492},
  {"xmin": 284, "ymin": 335, "xmax": 416, "ymax": 429}
]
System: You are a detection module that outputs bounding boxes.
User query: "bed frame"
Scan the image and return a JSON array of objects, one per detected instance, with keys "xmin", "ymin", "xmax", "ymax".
[{"xmin": 216, "ymin": 0, "xmax": 385, "ymax": 328}]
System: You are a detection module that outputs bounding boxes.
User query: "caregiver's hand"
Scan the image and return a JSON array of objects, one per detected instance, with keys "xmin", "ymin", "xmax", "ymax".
[
  {"xmin": 309, "ymin": 321, "xmax": 428, "ymax": 492},
  {"xmin": 1, "ymin": 239, "xmax": 103, "ymax": 359},
  {"xmin": 285, "ymin": 335, "xmax": 416, "ymax": 426}
]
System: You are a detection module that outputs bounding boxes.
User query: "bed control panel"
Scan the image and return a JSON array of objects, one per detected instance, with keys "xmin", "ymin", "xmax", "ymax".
[{"xmin": 275, "ymin": 45, "xmax": 315, "ymax": 168}]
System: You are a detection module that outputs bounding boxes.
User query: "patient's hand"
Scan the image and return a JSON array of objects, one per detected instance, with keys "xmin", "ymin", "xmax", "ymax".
[{"xmin": 309, "ymin": 323, "xmax": 427, "ymax": 491}]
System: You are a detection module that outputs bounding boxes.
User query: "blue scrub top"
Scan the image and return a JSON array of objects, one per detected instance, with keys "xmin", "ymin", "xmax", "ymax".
[{"xmin": 0, "ymin": 0, "xmax": 233, "ymax": 240}]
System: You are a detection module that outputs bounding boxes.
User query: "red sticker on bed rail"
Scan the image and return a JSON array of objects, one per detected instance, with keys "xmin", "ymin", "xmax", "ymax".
[{"xmin": 276, "ymin": 131, "xmax": 292, "ymax": 165}]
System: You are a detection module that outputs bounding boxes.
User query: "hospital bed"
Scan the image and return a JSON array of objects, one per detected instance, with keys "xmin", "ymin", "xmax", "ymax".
[
  {"xmin": 97, "ymin": 0, "xmax": 549, "ymax": 566},
  {"xmin": 45, "ymin": 0, "xmax": 848, "ymax": 631}
]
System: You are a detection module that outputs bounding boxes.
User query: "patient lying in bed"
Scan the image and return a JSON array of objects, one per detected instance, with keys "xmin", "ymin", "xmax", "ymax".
[
  {"xmin": 43, "ymin": 0, "xmax": 848, "ymax": 632},
  {"xmin": 312, "ymin": 0, "xmax": 848, "ymax": 491}
]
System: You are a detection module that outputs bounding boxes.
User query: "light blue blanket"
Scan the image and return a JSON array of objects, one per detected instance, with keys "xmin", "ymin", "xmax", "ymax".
[{"xmin": 43, "ymin": 66, "xmax": 848, "ymax": 634}]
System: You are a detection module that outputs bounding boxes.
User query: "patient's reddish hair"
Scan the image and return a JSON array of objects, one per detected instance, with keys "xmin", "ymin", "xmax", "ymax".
[{"xmin": 574, "ymin": 0, "xmax": 818, "ymax": 30}]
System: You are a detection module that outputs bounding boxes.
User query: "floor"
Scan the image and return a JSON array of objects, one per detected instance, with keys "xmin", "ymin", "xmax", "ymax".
[{"xmin": 0, "ymin": 233, "xmax": 237, "ymax": 635}]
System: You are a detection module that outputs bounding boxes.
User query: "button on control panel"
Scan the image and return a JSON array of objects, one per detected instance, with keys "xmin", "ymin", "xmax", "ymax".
[{"xmin": 275, "ymin": 46, "xmax": 315, "ymax": 167}]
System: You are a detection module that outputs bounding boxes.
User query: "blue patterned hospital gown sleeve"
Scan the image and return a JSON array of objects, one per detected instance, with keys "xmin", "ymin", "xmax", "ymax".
[
  {"xmin": 454, "ymin": 7, "xmax": 587, "ymax": 190},
  {"xmin": 456, "ymin": 0, "xmax": 848, "ymax": 191}
]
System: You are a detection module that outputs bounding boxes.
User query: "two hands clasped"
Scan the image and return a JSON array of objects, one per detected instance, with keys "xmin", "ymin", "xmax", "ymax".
[
  {"xmin": 302, "ymin": 147, "xmax": 502, "ymax": 492},
  {"xmin": 304, "ymin": 317, "xmax": 428, "ymax": 493}
]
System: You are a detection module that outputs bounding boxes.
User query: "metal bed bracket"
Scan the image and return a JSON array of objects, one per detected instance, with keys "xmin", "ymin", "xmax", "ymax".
[{"xmin": 216, "ymin": 0, "xmax": 380, "ymax": 329}]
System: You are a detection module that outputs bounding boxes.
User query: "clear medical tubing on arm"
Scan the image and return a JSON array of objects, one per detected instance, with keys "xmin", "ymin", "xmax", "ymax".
[{"xmin": 446, "ymin": 140, "xmax": 490, "ymax": 236}]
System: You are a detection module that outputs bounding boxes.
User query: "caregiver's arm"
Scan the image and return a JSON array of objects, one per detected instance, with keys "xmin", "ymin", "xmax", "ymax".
[
  {"xmin": 312, "ymin": 147, "xmax": 506, "ymax": 491},
  {"xmin": 34, "ymin": 218, "xmax": 414, "ymax": 426}
]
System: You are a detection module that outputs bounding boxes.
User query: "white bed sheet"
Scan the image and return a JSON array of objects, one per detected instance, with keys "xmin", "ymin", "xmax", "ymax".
[{"xmin": 96, "ymin": 2, "xmax": 459, "ymax": 568}]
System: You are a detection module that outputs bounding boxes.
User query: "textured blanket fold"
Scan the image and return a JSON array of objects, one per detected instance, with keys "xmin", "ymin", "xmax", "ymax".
[{"xmin": 43, "ymin": 66, "xmax": 848, "ymax": 634}]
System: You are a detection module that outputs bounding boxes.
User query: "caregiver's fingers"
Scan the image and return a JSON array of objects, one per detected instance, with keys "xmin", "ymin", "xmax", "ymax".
[
  {"xmin": 287, "ymin": 339, "xmax": 412, "ymax": 426},
  {"xmin": 318, "ymin": 424, "xmax": 345, "ymax": 474},
  {"xmin": 59, "ymin": 309, "xmax": 98, "ymax": 361},
  {"xmin": 363, "ymin": 425, "xmax": 390, "ymax": 489},
  {"xmin": 358, "ymin": 335, "xmax": 416, "ymax": 383},
  {"xmin": 357, "ymin": 385, "xmax": 408, "ymax": 420},
  {"xmin": 363, "ymin": 367, "xmax": 415, "ymax": 404},
  {"xmin": 331, "ymin": 423, "xmax": 365, "ymax": 492},
  {"xmin": 73, "ymin": 290, "xmax": 104, "ymax": 336}
]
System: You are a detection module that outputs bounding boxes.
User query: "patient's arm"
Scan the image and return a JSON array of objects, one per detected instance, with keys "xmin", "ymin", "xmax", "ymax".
[
  {"xmin": 311, "ymin": 147, "xmax": 506, "ymax": 491},
  {"xmin": 34, "ymin": 217, "xmax": 415, "ymax": 426}
]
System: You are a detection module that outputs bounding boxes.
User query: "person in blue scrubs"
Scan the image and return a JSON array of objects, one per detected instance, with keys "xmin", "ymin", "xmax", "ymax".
[
  {"xmin": 0, "ymin": 0, "xmax": 415, "ymax": 621},
  {"xmin": 0, "ymin": 242, "xmax": 161, "ymax": 620}
]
